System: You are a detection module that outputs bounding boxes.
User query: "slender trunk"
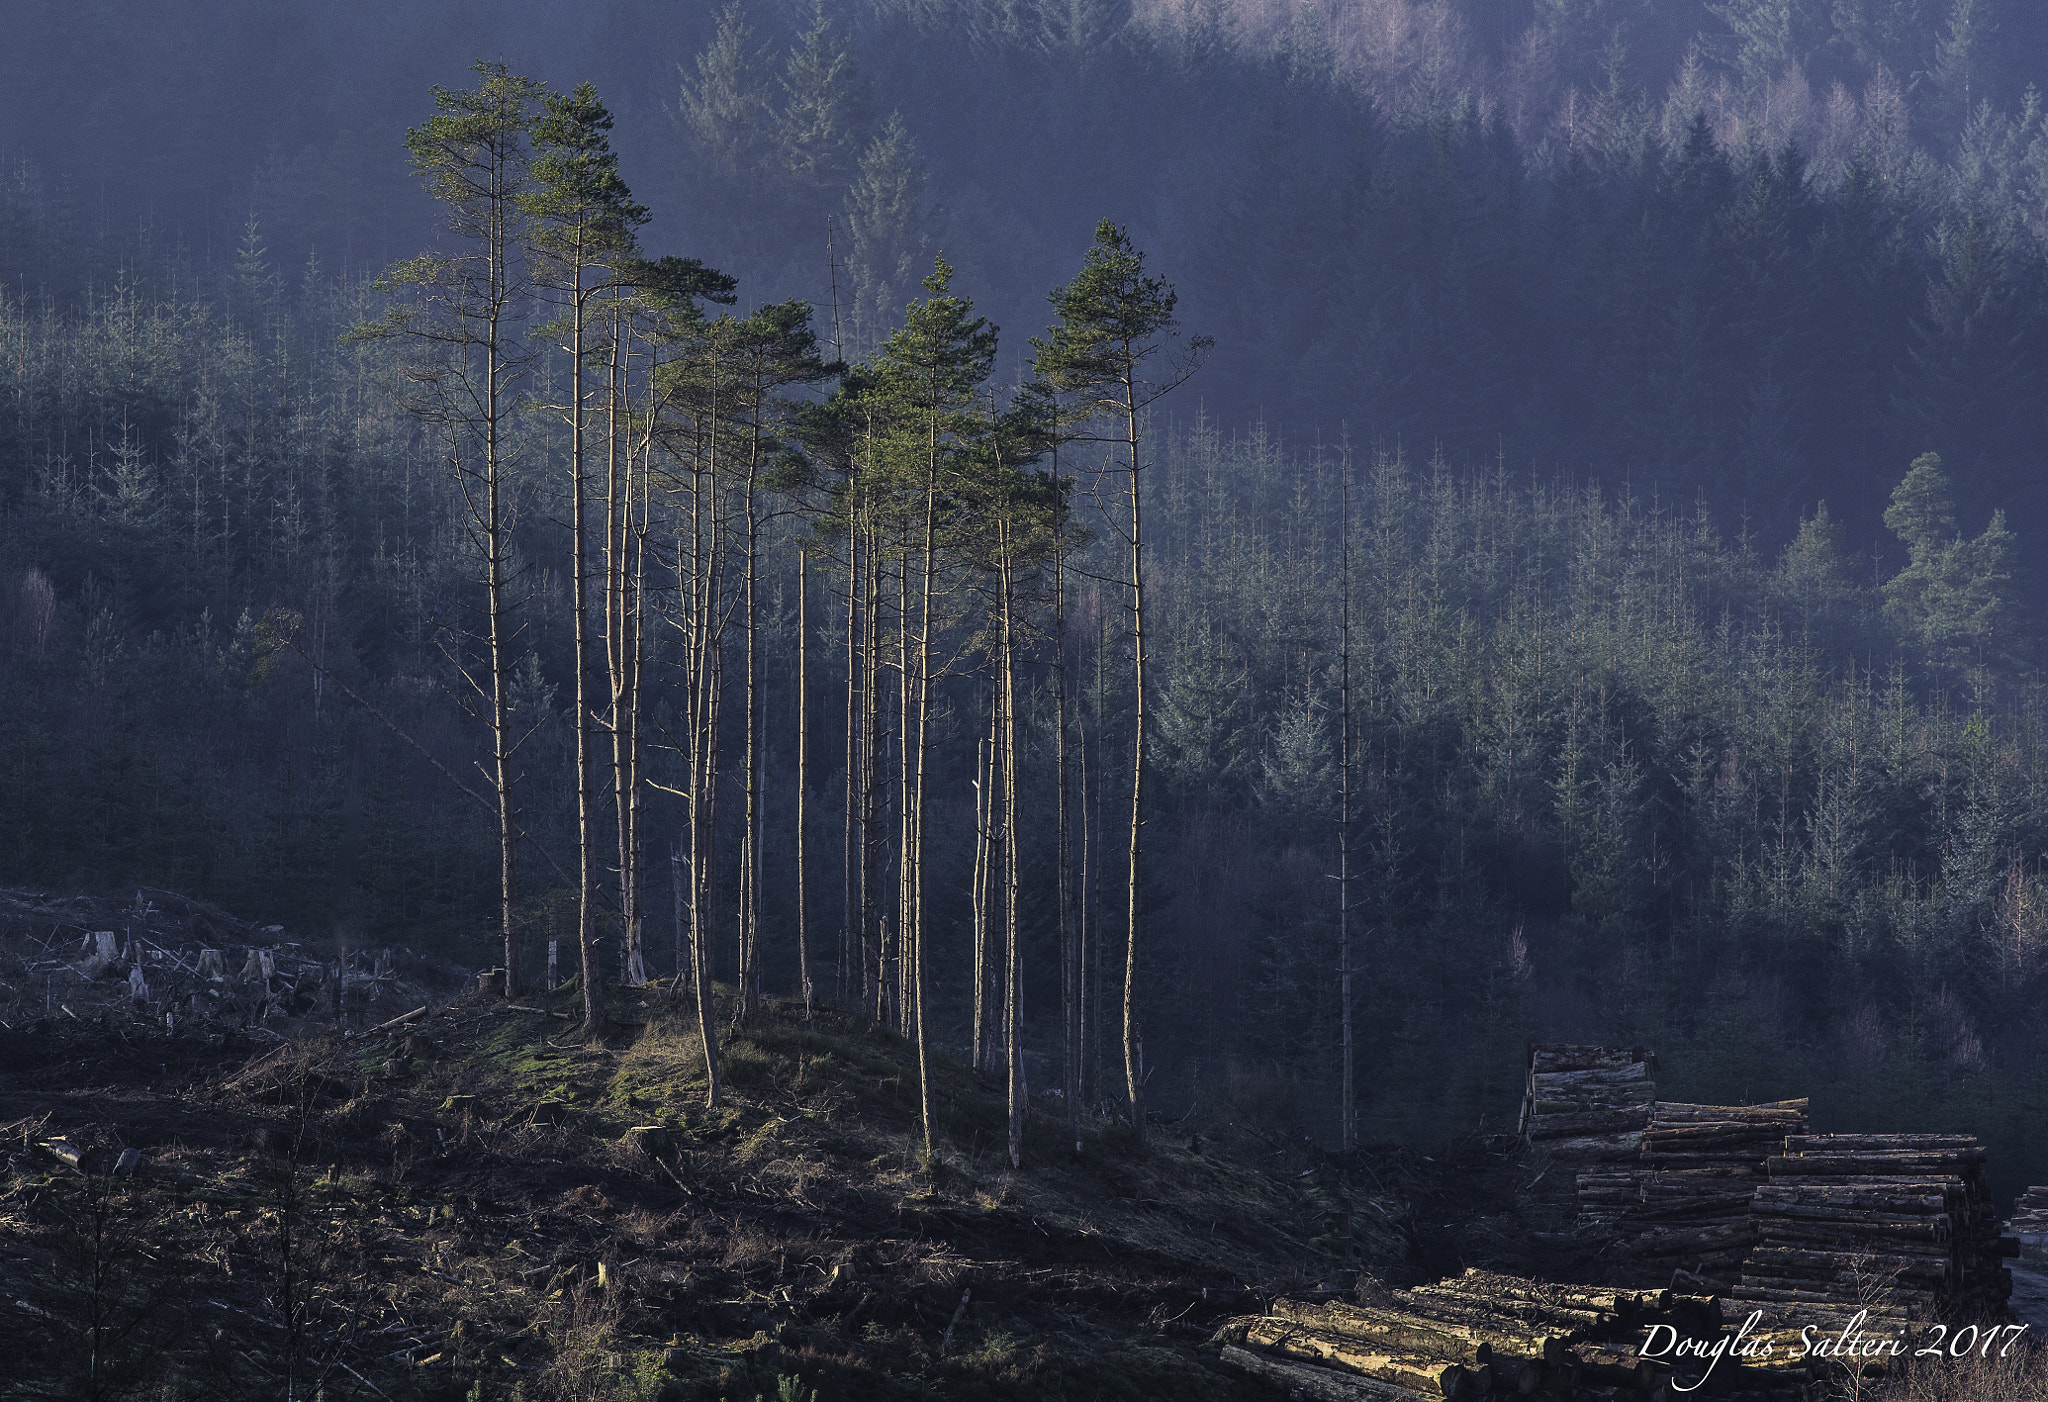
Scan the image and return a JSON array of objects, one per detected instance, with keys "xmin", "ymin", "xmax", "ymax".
[
  {"xmin": 861, "ymin": 531, "xmax": 882, "ymax": 1023},
  {"xmin": 571, "ymin": 269, "xmax": 600, "ymax": 1031},
  {"xmin": 1122, "ymin": 380, "xmax": 1147, "ymax": 1147},
  {"xmin": 692, "ymin": 635, "xmax": 723, "ymax": 1105},
  {"xmin": 1338, "ymin": 449, "xmax": 1356, "ymax": 1153},
  {"xmin": 1076, "ymin": 710, "xmax": 1089, "ymax": 1109},
  {"xmin": 486, "ymin": 150, "xmax": 519, "ymax": 1000},
  {"xmin": 842, "ymin": 509, "xmax": 859, "ymax": 1008},
  {"xmin": 609, "ymin": 304, "xmax": 646, "ymax": 988},
  {"xmin": 984, "ymin": 698, "xmax": 1005, "ymax": 1073},
  {"xmin": 626, "ymin": 419, "xmax": 650, "ymax": 987},
  {"xmin": 672, "ymin": 846, "xmax": 687, "ymax": 990},
  {"xmin": 797, "ymin": 546, "xmax": 812, "ymax": 1020},
  {"xmin": 680, "ymin": 397, "xmax": 722, "ymax": 1104},
  {"xmin": 1090, "ymin": 607, "xmax": 1106, "ymax": 1111},
  {"xmin": 970, "ymin": 725, "xmax": 991, "ymax": 1075},
  {"xmin": 895, "ymin": 550, "xmax": 912, "ymax": 1037},
  {"xmin": 911, "ymin": 469, "xmax": 938, "ymax": 1157},
  {"xmin": 738, "ymin": 413, "xmax": 762, "ymax": 1024},
  {"xmin": 1055, "ymin": 494, "xmax": 1078, "ymax": 1154},
  {"xmin": 486, "ymin": 434, "xmax": 519, "ymax": 1002},
  {"xmin": 1001, "ymin": 521, "xmax": 1024, "ymax": 1169}
]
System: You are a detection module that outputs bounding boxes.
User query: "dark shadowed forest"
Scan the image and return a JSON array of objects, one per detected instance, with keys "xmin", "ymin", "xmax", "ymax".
[{"xmin": 8, "ymin": 0, "xmax": 2048, "ymax": 1203}]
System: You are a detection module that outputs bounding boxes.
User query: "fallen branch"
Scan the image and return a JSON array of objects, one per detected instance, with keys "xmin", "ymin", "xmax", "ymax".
[{"xmin": 366, "ymin": 1006, "xmax": 429, "ymax": 1037}]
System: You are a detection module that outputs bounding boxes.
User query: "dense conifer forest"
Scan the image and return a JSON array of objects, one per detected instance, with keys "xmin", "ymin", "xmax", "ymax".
[{"xmin": 8, "ymin": 0, "xmax": 2048, "ymax": 1199}]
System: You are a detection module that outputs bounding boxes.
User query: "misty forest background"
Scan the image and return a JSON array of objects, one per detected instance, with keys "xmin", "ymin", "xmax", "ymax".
[{"xmin": 9, "ymin": 0, "xmax": 2048, "ymax": 1198}]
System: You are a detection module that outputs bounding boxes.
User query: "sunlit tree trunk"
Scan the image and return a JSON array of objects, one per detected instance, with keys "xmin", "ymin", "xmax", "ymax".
[{"xmin": 999, "ymin": 514, "xmax": 1024, "ymax": 1168}]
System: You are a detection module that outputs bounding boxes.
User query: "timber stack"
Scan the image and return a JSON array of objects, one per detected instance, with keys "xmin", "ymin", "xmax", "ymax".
[
  {"xmin": 1592, "ymin": 1099, "xmax": 1808, "ymax": 1291},
  {"xmin": 2009, "ymin": 1186, "xmax": 2048, "ymax": 1251},
  {"xmin": 1215, "ymin": 1267, "xmax": 1830, "ymax": 1400},
  {"xmin": 1520, "ymin": 1044, "xmax": 1656, "ymax": 1169},
  {"xmin": 1737, "ymin": 1134, "xmax": 2014, "ymax": 1319}
]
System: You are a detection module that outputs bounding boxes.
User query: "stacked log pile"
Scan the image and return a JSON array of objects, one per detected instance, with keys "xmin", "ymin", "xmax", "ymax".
[
  {"xmin": 1737, "ymin": 1134, "xmax": 2013, "ymax": 1319},
  {"xmin": 2008, "ymin": 1186, "xmax": 2048, "ymax": 1248},
  {"xmin": 1587, "ymin": 1100, "xmax": 1807, "ymax": 1290},
  {"xmin": 1217, "ymin": 1267, "xmax": 1835, "ymax": 1399},
  {"xmin": 1520, "ymin": 1045, "xmax": 1656, "ymax": 1166}
]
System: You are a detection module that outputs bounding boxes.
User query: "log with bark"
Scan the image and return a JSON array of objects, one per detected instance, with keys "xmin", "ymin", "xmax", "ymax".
[
  {"xmin": 1531, "ymin": 1045, "xmax": 1658, "ymax": 1074},
  {"xmin": 1520, "ymin": 1043, "xmax": 1657, "ymax": 1144},
  {"xmin": 1268, "ymin": 1298, "xmax": 1557, "ymax": 1366},
  {"xmin": 1244, "ymin": 1320, "xmax": 1479, "ymax": 1397},
  {"xmin": 1218, "ymin": 1343, "xmax": 1435, "ymax": 1401}
]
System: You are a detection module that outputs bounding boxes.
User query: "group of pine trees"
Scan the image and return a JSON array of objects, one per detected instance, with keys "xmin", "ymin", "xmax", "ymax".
[{"xmin": 247, "ymin": 62, "xmax": 1228, "ymax": 1164}]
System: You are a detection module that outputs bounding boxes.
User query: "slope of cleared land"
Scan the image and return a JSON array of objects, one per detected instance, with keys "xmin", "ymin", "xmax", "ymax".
[{"xmin": 0, "ymin": 926, "xmax": 1423, "ymax": 1402}]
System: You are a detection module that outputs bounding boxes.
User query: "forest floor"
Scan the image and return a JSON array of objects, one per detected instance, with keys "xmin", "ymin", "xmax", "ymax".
[{"xmin": 0, "ymin": 889, "xmax": 1572, "ymax": 1402}]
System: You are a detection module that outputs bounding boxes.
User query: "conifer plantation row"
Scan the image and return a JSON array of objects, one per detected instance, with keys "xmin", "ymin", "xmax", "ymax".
[{"xmin": 5, "ymin": 57, "xmax": 2048, "ymax": 1196}]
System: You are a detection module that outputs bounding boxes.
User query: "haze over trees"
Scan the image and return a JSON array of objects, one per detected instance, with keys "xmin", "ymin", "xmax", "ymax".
[{"xmin": 6, "ymin": 0, "xmax": 2048, "ymax": 1199}]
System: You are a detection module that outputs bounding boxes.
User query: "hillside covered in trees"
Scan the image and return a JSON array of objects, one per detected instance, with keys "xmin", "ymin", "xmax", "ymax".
[{"xmin": 7, "ymin": 0, "xmax": 2048, "ymax": 1203}]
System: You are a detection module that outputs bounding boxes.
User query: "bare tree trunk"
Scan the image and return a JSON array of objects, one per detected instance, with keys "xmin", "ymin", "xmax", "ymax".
[
  {"xmin": 625, "ymin": 436, "xmax": 650, "ymax": 985},
  {"xmin": 689, "ymin": 593, "xmax": 723, "ymax": 1104},
  {"xmin": 1091, "ymin": 607, "xmax": 1107, "ymax": 1111},
  {"xmin": 861, "ymin": 535, "xmax": 883, "ymax": 1023},
  {"xmin": 564, "ymin": 245, "xmax": 601, "ymax": 1031},
  {"xmin": 1076, "ymin": 710, "xmax": 1089, "ymax": 1109},
  {"xmin": 672, "ymin": 398, "xmax": 724, "ymax": 1104},
  {"xmin": 797, "ymin": 545, "xmax": 812, "ymax": 1020},
  {"xmin": 607, "ymin": 306, "xmax": 647, "ymax": 988},
  {"xmin": 842, "ymin": 511, "xmax": 859, "ymax": 1009},
  {"xmin": 1338, "ymin": 446, "xmax": 1356, "ymax": 1153},
  {"xmin": 1055, "ymin": 497, "xmax": 1078, "ymax": 1155},
  {"xmin": 737, "ymin": 426, "xmax": 762, "ymax": 1024},
  {"xmin": 484, "ymin": 416, "xmax": 519, "ymax": 1003},
  {"xmin": 1000, "ymin": 520, "xmax": 1024, "ymax": 1169},
  {"xmin": 970, "ymin": 722, "xmax": 992, "ymax": 1076},
  {"xmin": 1122, "ymin": 385, "xmax": 1148, "ymax": 1147},
  {"xmin": 911, "ymin": 477, "xmax": 938, "ymax": 1158},
  {"xmin": 672, "ymin": 847, "xmax": 687, "ymax": 988},
  {"xmin": 896, "ymin": 555, "xmax": 912, "ymax": 1039}
]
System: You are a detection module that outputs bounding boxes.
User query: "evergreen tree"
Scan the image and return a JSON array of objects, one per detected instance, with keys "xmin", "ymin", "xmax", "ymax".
[
  {"xmin": 527, "ymin": 80, "xmax": 651, "ymax": 1028},
  {"xmin": 843, "ymin": 114, "xmax": 937, "ymax": 353},
  {"xmin": 1034, "ymin": 221, "xmax": 1208, "ymax": 1147},
  {"xmin": 780, "ymin": 4, "xmax": 869, "ymax": 192},
  {"xmin": 1881, "ymin": 452, "xmax": 2019, "ymax": 676},
  {"xmin": 679, "ymin": 1, "xmax": 776, "ymax": 179},
  {"xmin": 359, "ymin": 61, "xmax": 548, "ymax": 998}
]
